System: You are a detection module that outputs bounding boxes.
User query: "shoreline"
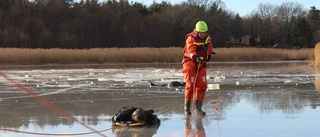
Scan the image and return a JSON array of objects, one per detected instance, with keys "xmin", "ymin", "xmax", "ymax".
[
  {"xmin": 0, "ymin": 60, "xmax": 311, "ymax": 70},
  {"xmin": 0, "ymin": 47, "xmax": 315, "ymax": 65}
]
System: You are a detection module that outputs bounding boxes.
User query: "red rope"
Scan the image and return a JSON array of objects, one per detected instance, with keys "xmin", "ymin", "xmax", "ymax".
[
  {"xmin": 208, "ymin": 62, "xmax": 222, "ymax": 137},
  {"xmin": 0, "ymin": 128, "xmax": 112, "ymax": 136},
  {"xmin": 0, "ymin": 72, "xmax": 107, "ymax": 137}
]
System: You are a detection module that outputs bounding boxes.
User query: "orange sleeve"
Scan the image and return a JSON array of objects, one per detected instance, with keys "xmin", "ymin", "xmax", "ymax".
[{"xmin": 184, "ymin": 36, "xmax": 198, "ymax": 59}]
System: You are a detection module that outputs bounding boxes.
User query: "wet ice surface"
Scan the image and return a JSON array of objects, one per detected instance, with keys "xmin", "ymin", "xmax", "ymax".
[{"xmin": 0, "ymin": 61, "xmax": 320, "ymax": 137}]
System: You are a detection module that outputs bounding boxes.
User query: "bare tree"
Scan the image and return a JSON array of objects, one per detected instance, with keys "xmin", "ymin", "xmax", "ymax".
[
  {"xmin": 274, "ymin": 2, "xmax": 307, "ymax": 46},
  {"xmin": 256, "ymin": 3, "xmax": 277, "ymax": 46},
  {"xmin": 276, "ymin": 2, "xmax": 306, "ymax": 23},
  {"xmin": 257, "ymin": 3, "xmax": 276, "ymax": 20}
]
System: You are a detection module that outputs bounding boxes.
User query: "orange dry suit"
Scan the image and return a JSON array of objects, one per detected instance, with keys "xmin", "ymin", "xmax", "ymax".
[{"xmin": 181, "ymin": 29, "xmax": 213, "ymax": 101}]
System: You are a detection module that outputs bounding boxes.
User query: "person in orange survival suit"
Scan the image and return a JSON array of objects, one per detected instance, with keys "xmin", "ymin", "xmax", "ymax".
[{"xmin": 181, "ymin": 21, "xmax": 213, "ymax": 116}]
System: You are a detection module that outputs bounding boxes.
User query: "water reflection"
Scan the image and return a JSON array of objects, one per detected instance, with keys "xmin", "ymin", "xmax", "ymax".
[
  {"xmin": 112, "ymin": 124, "xmax": 160, "ymax": 137},
  {"xmin": 185, "ymin": 116, "xmax": 206, "ymax": 137},
  {"xmin": 220, "ymin": 83, "xmax": 319, "ymax": 113},
  {"xmin": 1, "ymin": 84, "xmax": 319, "ymax": 132}
]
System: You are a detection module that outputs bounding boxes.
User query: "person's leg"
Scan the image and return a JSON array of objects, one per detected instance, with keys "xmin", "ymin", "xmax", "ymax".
[
  {"xmin": 195, "ymin": 68, "xmax": 207, "ymax": 115},
  {"xmin": 183, "ymin": 66, "xmax": 196, "ymax": 115}
]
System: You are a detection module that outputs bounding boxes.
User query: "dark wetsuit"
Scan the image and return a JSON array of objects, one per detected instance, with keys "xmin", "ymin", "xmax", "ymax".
[{"xmin": 111, "ymin": 107, "xmax": 161, "ymax": 125}]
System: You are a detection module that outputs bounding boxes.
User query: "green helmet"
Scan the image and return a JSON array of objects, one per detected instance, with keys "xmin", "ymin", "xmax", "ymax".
[{"xmin": 195, "ymin": 21, "xmax": 208, "ymax": 32}]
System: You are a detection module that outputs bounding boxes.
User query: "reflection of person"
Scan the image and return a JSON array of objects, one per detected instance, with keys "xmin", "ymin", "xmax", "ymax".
[
  {"xmin": 112, "ymin": 107, "xmax": 161, "ymax": 126},
  {"xmin": 181, "ymin": 21, "xmax": 213, "ymax": 115},
  {"xmin": 112, "ymin": 124, "xmax": 160, "ymax": 137},
  {"xmin": 185, "ymin": 117, "xmax": 206, "ymax": 137}
]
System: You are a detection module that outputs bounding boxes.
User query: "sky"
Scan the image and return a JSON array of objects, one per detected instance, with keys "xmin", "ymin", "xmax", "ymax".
[{"xmin": 130, "ymin": 0, "xmax": 319, "ymax": 16}]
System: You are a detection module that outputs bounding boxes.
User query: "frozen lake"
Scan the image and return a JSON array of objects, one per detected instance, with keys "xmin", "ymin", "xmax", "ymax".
[{"xmin": 0, "ymin": 61, "xmax": 320, "ymax": 137}]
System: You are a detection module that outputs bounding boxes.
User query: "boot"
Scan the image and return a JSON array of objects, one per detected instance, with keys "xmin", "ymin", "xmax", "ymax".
[
  {"xmin": 195, "ymin": 101, "xmax": 206, "ymax": 116},
  {"xmin": 184, "ymin": 100, "xmax": 191, "ymax": 115}
]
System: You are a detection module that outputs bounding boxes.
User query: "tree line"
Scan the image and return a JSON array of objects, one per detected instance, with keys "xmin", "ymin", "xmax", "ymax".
[{"xmin": 0, "ymin": 0, "xmax": 319, "ymax": 49}]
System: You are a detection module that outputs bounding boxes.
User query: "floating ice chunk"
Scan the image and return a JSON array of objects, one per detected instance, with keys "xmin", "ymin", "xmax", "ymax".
[
  {"xmin": 207, "ymin": 84, "xmax": 220, "ymax": 90},
  {"xmin": 153, "ymin": 69, "xmax": 162, "ymax": 73},
  {"xmin": 42, "ymin": 84, "xmax": 71, "ymax": 88},
  {"xmin": 284, "ymin": 80, "xmax": 292, "ymax": 84},
  {"xmin": 236, "ymin": 81, "xmax": 240, "ymax": 86},
  {"xmin": 26, "ymin": 79, "xmax": 40, "ymax": 82},
  {"xmin": 215, "ymin": 77, "xmax": 221, "ymax": 82},
  {"xmin": 98, "ymin": 78, "xmax": 110, "ymax": 81},
  {"xmin": 51, "ymin": 79, "xmax": 57, "ymax": 81},
  {"xmin": 58, "ymin": 75, "xmax": 69, "ymax": 79}
]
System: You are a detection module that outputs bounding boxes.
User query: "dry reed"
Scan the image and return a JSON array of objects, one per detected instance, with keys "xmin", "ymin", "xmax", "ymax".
[
  {"xmin": 0, "ymin": 47, "xmax": 314, "ymax": 65},
  {"xmin": 214, "ymin": 47, "xmax": 314, "ymax": 62},
  {"xmin": 315, "ymin": 43, "xmax": 320, "ymax": 67},
  {"xmin": 316, "ymin": 67, "xmax": 320, "ymax": 91}
]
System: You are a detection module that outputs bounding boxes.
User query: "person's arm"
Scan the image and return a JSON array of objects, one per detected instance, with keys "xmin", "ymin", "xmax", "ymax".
[
  {"xmin": 206, "ymin": 36, "xmax": 213, "ymax": 62},
  {"xmin": 184, "ymin": 36, "xmax": 198, "ymax": 59},
  {"xmin": 112, "ymin": 107, "xmax": 136, "ymax": 122}
]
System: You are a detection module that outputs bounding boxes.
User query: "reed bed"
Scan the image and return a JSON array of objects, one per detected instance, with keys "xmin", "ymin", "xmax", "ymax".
[
  {"xmin": 0, "ymin": 47, "xmax": 315, "ymax": 65},
  {"xmin": 315, "ymin": 43, "xmax": 320, "ymax": 91},
  {"xmin": 315, "ymin": 43, "xmax": 320, "ymax": 67},
  {"xmin": 214, "ymin": 47, "xmax": 314, "ymax": 62}
]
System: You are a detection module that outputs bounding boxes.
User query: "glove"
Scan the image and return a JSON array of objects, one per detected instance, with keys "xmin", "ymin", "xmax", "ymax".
[
  {"xmin": 206, "ymin": 54, "xmax": 211, "ymax": 62},
  {"xmin": 193, "ymin": 56, "xmax": 202, "ymax": 65}
]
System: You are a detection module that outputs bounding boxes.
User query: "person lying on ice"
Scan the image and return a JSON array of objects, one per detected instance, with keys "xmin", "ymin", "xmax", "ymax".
[{"xmin": 111, "ymin": 107, "xmax": 161, "ymax": 126}]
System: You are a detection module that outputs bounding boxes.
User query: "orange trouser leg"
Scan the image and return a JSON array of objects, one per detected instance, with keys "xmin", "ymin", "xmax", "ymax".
[{"xmin": 183, "ymin": 66, "xmax": 207, "ymax": 101}]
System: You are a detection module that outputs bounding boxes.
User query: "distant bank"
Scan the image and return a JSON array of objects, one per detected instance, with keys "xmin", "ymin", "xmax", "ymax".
[{"xmin": 0, "ymin": 47, "xmax": 315, "ymax": 65}]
